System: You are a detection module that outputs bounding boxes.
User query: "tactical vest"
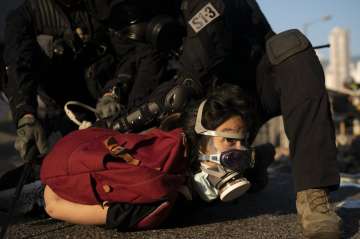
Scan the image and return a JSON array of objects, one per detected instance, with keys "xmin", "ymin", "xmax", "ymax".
[{"xmin": 179, "ymin": 0, "xmax": 274, "ymax": 85}]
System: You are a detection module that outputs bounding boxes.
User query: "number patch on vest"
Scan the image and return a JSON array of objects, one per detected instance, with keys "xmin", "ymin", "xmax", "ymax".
[{"xmin": 189, "ymin": 3, "xmax": 220, "ymax": 33}]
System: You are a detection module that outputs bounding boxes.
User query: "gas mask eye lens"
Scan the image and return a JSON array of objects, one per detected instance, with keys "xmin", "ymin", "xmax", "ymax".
[
  {"xmin": 219, "ymin": 149, "xmax": 253, "ymax": 172},
  {"xmin": 220, "ymin": 150, "xmax": 240, "ymax": 170}
]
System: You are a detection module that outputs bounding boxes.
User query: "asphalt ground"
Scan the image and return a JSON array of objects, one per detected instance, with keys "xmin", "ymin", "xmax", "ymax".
[
  {"xmin": 0, "ymin": 115, "xmax": 359, "ymax": 239},
  {"xmin": 1, "ymin": 170, "xmax": 359, "ymax": 239}
]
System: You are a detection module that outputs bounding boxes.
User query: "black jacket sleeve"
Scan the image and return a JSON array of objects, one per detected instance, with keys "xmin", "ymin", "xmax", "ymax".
[
  {"xmin": 3, "ymin": 2, "xmax": 42, "ymax": 123},
  {"xmin": 105, "ymin": 202, "xmax": 160, "ymax": 230}
]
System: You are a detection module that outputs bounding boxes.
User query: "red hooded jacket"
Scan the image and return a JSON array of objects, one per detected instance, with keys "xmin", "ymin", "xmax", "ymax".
[{"xmin": 40, "ymin": 127, "xmax": 187, "ymax": 205}]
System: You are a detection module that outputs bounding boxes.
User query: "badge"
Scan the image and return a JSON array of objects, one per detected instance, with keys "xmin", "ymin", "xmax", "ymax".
[{"xmin": 189, "ymin": 3, "xmax": 220, "ymax": 33}]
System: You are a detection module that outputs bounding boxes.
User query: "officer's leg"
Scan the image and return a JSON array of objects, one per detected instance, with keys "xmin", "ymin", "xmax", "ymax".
[
  {"xmin": 257, "ymin": 29, "xmax": 341, "ymax": 238},
  {"xmin": 260, "ymin": 30, "xmax": 339, "ymax": 191}
]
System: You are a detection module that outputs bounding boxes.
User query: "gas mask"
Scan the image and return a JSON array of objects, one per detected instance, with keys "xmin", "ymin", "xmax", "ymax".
[
  {"xmin": 198, "ymin": 149, "xmax": 255, "ymax": 202},
  {"xmin": 192, "ymin": 100, "xmax": 255, "ymax": 202}
]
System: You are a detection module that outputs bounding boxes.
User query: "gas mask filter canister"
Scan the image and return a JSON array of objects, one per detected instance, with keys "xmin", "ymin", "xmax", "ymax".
[{"xmin": 199, "ymin": 149, "xmax": 254, "ymax": 202}]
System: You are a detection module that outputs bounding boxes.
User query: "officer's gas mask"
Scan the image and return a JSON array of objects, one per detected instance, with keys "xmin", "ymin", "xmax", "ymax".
[{"xmin": 193, "ymin": 100, "xmax": 255, "ymax": 202}]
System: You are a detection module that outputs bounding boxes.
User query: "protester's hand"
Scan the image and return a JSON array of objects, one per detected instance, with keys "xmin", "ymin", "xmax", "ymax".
[
  {"xmin": 96, "ymin": 93, "xmax": 122, "ymax": 119},
  {"xmin": 14, "ymin": 114, "xmax": 49, "ymax": 159}
]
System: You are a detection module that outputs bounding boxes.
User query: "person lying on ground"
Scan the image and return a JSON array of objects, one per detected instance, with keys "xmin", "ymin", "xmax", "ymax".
[{"xmin": 41, "ymin": 84, "xmax": 274, "ymax": 230}]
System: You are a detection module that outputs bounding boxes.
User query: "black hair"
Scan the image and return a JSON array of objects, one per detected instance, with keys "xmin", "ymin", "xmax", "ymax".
[{"xmin": 181, "ymin": 83, "xmax": 258, "ymax": 163}]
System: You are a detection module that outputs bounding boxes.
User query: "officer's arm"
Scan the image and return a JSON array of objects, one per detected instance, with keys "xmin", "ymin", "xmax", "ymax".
[
  {"xmin": 107, "ymin": 76, "xmax": 203, "ymax": 132},
  {"xmin": 3, "ymin": 3, "xmax": 42, "ymax": 124}
]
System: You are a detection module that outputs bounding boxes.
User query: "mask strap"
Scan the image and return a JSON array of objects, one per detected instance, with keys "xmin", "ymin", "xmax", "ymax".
[
  {"xmin": 198, "ymin": 152, "xmax": 221, "ymax": 164},
  {"xmin": 194, "ymin": 100, "xmax": 246, "ymax": 139}
]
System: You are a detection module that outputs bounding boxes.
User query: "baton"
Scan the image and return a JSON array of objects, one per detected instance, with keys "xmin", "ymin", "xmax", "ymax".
[
  {"xmin": 0, "ymin": 146, "xmax": 39, "ymax": 239},
  {"xmin": 313, "ymin": 44, "xmax": 330, "ymax": 49}
]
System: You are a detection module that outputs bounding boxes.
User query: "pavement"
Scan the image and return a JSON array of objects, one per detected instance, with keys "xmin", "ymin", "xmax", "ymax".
[
  {"xmin": 2, "ymin": 171, "xmax": 359, "ymax": 239},
  {"xmin": 0, "ymin": 114, "xmax": 359, "ymax": 239}
]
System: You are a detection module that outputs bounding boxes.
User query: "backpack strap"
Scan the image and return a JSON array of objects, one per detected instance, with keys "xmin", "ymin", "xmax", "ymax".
[{"xmin": 103, "ymin": 137, "xmax": 140, "ymax": 166}]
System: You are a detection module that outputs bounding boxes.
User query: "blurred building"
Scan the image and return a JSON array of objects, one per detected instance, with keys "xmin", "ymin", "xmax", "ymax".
[
  {"xmin": 257, "ymin": 27, "xmax": 360, "ymax": 152},
  {"xmin": 326, "ymin": 27, "xmax": 351, "ymax": 90},
  {"xmin": 350, "ymin": 61, "xmax": 360, "ymax": 83},
  {"xmin": 254, "ymin": 116, "xmax": 289, "ymax": 157}
]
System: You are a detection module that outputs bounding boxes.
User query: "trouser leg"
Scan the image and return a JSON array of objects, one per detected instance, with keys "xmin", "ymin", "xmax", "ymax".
[{"xmin": 256, "ymin": 44, "xmax": 339, "ymax": 192}]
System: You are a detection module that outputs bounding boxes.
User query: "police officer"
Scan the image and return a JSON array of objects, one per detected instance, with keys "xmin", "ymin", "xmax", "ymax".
[
  {"xmin": 177, "ymin": 0, "xmax": 341, "ymax": 238},
  {"xmin": 94, "ymin": 0, "xmax": 185, "ymax": 121},
  {"xmin": 60, "ymin": 0, "xmax": 340, "ymax": 236},
  {"xmin": 3, "ymin": 0, "xmax": 112, "ymax": 158}
]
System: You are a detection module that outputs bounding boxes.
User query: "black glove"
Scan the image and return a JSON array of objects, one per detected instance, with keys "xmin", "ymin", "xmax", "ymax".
[
  {"xmin": 245, "ymin": 143, "xmax": 275, "ymax": 193},
  {"xmin": 14, "ymin": 115, "xmax": 49, "ymax": 159},
  {"xmin": 96, "ymin": 94, "xmax": 122, "ymax": 119}
]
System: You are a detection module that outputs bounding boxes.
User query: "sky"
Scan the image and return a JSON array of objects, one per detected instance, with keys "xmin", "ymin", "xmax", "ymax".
[
  {"xmin": 0, "ymin": 0, "xmax": 359, "ymax": 58},
  {"xmin": 257, "ymin": 0, "xmax": 360, "ymax": 58}
]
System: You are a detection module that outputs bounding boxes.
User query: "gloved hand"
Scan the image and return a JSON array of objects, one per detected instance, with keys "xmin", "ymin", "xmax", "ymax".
[
  {"xmin": 245, "ymin": 143, "xmax": 275, "ymax": 193},
  {"xmin": 96, "ymin": 93, "xmax": 122, "ymax": 119},
  {"xmin": 14, "ymin": 114, "xmax": 49, "ymax": 159}
]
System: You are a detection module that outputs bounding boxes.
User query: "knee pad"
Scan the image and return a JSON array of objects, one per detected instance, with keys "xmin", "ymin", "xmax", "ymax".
[
  {"xmin": 164, "ymin": 85, "xmax": 188, "ymax": 113},
  {"xmin": 164, "ymin": 78, "xmax": 203, "ymax": 113},
  {"xmin": 266, "ymin": 29, "xmax": 310, "ymax": 65}
]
